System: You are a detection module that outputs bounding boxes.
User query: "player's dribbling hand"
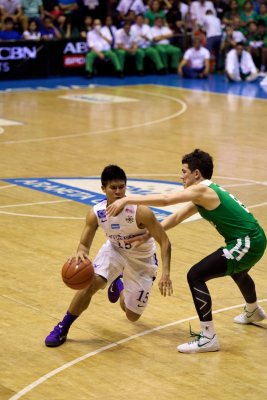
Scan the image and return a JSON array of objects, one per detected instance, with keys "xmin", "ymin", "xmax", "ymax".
[
  {"xmin": 106, "ymin": 198, "xmax": 127, "ymax": 216},
  {"xmin": 68, "ymin": 251, "xmax": 89, "ymax": 264},
  {"xmin": 158, "ymin": 275, "xmax": 173, "ymax": 297}
]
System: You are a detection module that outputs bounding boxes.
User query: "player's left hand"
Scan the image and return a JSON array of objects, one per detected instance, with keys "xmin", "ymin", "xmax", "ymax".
[
  {"xmin": 158, "ymin": 275, "xmax": 173, "ymax": 296},
  {"xmin": 106, "ymin": 198, "xmax": 127, "ymax": 216}
]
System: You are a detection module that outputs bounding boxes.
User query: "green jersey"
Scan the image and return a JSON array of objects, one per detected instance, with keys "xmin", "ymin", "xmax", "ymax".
[{"xmin": 196, "ymin": 180, "xmax": 266, "ymax": 275}]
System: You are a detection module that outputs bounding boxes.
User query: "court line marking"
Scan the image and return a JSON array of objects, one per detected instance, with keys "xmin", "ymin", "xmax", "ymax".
[
  {"xmin": 0, "ymin": 89, "xmax": 187, "ymax": 145},
  {"xmin": 0, "ymin": 211, "xmax": 83, "ymax": 219},
  {"xmin": 0, "ymin": 184, "xmax": 16, "ymax": 190},
  {"xmin": 0, "ymin": 199, "xmax": 71, "ymax": 208},
  {"xmin": 9, "ymin": 299, "xmax": 267, "ymax": 400}
]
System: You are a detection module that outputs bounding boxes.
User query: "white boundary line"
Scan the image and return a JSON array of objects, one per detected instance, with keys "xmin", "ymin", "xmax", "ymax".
[
  {"xmin": 0, "ymin": 199, "xmax": 71, "ymax": 208},
  {"xmin": 8, "ymin": 299, "xmax": 267, "ymax": 400},
  {"xmin": 0, "ymin": 88, "xmax": 187, "ymax": 145}
]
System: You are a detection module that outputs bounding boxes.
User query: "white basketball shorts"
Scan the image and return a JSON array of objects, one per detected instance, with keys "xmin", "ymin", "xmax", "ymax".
[{"xmin": 93, "ymin": 241, "xmax": 158, "ymax": 315}]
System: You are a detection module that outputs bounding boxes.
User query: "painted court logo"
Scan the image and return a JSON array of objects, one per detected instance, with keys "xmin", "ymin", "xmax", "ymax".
[{"xmin": 3, "ymin": 177, "xmax": 200, "ymax": 222}]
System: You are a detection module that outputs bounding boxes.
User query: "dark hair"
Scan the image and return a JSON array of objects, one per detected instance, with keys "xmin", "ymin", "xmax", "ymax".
[
  {"xmin": 4, "ymin": 17, "xmax": 14, "ymax": 24},
  {"xmin": 101, "ymin": 165, "xmax": 127, "ymax": 187},
  {"xmin": 182, "ymin": 149, "xmax": 213, "ymax": 179}
]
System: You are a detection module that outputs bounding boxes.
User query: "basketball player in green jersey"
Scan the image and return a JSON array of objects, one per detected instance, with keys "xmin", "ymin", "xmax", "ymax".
[{"xmin": 106, "ymin": 149, "xmax": 267, "ymax": 353}]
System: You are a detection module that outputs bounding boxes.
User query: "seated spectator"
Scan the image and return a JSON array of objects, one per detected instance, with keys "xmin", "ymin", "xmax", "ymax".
[
  {"xmin": 23, "ymin": 18, "xmax": 41, "ymax": 39},
  {"xmin": 225, "ymin": 41, "xmax": 258, "ymax": 81},
  {"xmin": 240, "ymin": 0, "xmax": 258, "ymax": 30},
  {"xmin": 257, "ymin": 19, "xmax": 267, "ymax": 71},
  {"xmin": 103, "ymin": 15, "xmax": 117, "ymax": 48},
  {"xmin": 144, "ymin": 0, "xmax": 166, "ymax": 27},
  {"xmin": 223, "ymin": 0, "xmax": 240, "ymax": 26},
  {"xmin": 58, "ymin": 0, "xmax": 82, "ymax": 30},
  {"xmin": 116, "ymin": 0, "xmax": 146, "ymax": 25},
  {"xmin": 258, "ymin": 3, "xmax": 267, "ymax": 26},
  {"xmin": 178, "ymin": 36, "xmax": 210, "ymax": 77},
  {"xmin": 203, "ymin": 9, "xmax": 222, "ymax": 71},
  {"xmin": 41, "ymin": 15, "xmax": 62, "ymax": 38},
  {"xmin": 21, "ymin": 0, "xmax": 44, "ymax": 31},
  {"xmin": 85, "ymin": 18, "xmax": 123, "ymax": 78},
  {"xmin": 115, "ymin": 19, "xmax": 145, "ymax": 75},
  {"xmin": 221, "ymin": 24, "xmax": 247, "ymax": 59},
  {"xmin": 43, "ymin": 0, "xmax": 62, "ymax": 20},
  {"xmin": 105, "ymin": 0, "xmax": 120, "ymax": 26},
  {"xmin": 79, "ymin": 14, "xmax": 92, "ymax": 38},
  {"xmin": 0, "ymin": 16, "xmax": 21, "ymax": 39},
  {"xmin": 0, "ymin": 0, "xmax": 25, "ymax": 31},
  {"xmin": 165, "ymin": 0, "xmax": 183, "ymax": 32},
  {"xmin": 131, "ymin": 13, "xmax": 165, "ymax": 73},
  {"xmin": 164, "ymin": 0, "xmax": 189, "ymax": 22},
  {"xmin": 247, "ymin": 20, "xmax": 265, "ymax": 69},
  {"xmin": 56, "ymin": 14, "xmax": 79, "ymax": 37},
  {"xmin": 190, "ymin": 0, "xmax": 216, "ymax": 30},
  {"xmin": 81, "ymin": 0, "xmax": 100, "ymax": 19},
  {"xmin": 151, "ymin": 16, "xmax": 181, "ymax": 72},
  {"xmin": 212, "ymin": 0, "xmax": 230, "ymax": 22}
]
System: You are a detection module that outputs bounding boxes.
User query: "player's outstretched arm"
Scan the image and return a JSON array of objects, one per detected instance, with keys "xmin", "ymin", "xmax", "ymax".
[
  {"xmin": 137, "ymin": 206, "xmax": 173, "ymax": 297},
  {"xmin": 126, "ymin": 203, "xmax": 198, "ymax": 246},
  {"xmin": 106, "ymin": 186, "xmax": 202, "ymax": 217},
  {"xmin": 161, "ymin": 203, "xmax": 198, "ymax": 231}
]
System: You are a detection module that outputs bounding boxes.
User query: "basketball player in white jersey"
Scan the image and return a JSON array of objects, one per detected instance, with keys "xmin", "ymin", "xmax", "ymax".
[{"xmin": 45, "ymin": 165, "xmax": 172, "ymax": 347}]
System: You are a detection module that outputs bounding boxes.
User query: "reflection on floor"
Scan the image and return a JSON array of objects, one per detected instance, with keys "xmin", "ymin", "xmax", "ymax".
[{"xmin": 1, "ymin": 73, "xmax": 267, "ymax": 99}]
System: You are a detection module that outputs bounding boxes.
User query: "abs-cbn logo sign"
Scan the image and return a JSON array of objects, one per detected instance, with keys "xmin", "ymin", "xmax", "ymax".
[
  {"xmin": 0, "ymin": 46, "xmax": 37, "ymax": 60},
  {"xmin": 64, "ymin": 55, "xmax": 85, "ymax": 67},
  {"xmin": 63, "ymin": 42, "xmax": 87, "ymax": 68},
  {"xmin": 63, "ymin": 42, "xmax": 88, "ymax": 55}
]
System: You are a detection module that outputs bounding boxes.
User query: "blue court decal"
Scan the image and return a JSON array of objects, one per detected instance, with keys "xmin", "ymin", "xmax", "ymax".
[{"xmin": 3, "ymin": 177, "xmax": 186, "ymax": 221}]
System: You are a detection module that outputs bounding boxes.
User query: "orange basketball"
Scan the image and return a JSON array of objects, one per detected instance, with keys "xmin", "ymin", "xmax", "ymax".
[{"xmin": 62, "ymin": 258, "xmax": 95, "ymax": 290}]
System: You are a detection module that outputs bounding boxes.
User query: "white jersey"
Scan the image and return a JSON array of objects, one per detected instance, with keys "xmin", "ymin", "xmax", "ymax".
[{"xmin": 94, "ymin": 199, "xmax": 156, "ymax": 258}]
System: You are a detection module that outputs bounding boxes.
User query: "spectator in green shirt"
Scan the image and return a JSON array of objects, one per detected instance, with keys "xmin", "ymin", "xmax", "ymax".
[
  {"xmin": 144, "ymin": 0, "xmax": 166, "ymax": 26},
  {"xmin": 240, "ymin": 0, "xmax": 258, "ymax": 25}
]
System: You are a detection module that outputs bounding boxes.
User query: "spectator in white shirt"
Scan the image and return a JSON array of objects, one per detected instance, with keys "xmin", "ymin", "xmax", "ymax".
[
  {"xmin": 190, "ymin": 0, "xmax": 216, "ymax": 28},
  {"xmin": 103, "ymin": 15, "xmax": 117, "ymax": 48},
  {"xmin": 178, "ymin": 36, "xmax": 210, "ymax": 78},
  {"xmin": 220, "ymin": 24, "xmax": 247, "ymax": 65},
  {"xmin": 115, "ymin": 19, "xmax": 145, "ymax": 75},
  {"xmin": 151, "ymin": 16, "xmax": 182, "ymax": 71},
  {"xmin": 117, "ymin": 0, "xmax": 146, "ymax": 24},
  {"xmin": 203, "ymin": 9, "xmax": 222, "ymax": 71},
  {"xmin": 225, "ymin": 42, "xmax": 258, "ymax": 82},
  {"xmin": 85, "ymin": 19, "xmax": 123, "ymax": 78},
  {"xmin": 131, "ymin": 13, "xmax": 165, "ymax": 73},
  {"xmin": 23, "ymin": 18, "xmax": 41, "ymax": 39}
]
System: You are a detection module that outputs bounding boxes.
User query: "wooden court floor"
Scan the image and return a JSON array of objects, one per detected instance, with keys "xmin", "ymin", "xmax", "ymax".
[{"xmin": 0, "ymin": 84, "xmax": 267, "ymax": 400}]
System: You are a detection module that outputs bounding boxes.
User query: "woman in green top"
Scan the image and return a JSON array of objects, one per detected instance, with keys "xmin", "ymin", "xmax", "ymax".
[
  {"xmin": 107, "ymin": 149, "xmax": 267, "ymax": 354},
  {"xmin": 240, "ymin": 0, "xmax": 259, "ymax": 25},
  {"xmin": 144, "ymin": 0, "xmax": 166, "ymax": 26}
]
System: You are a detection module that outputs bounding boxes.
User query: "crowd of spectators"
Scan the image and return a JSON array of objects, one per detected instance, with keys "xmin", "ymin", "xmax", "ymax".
[{"xmin": 0, "ymin": 0, "xmax": 266, "ymax": 78}]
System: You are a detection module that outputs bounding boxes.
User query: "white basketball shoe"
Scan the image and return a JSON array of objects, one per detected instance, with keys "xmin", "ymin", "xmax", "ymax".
[
  {"xmin": 177, "ymin": 329, "xmax": 220, "ymax": 354},
  {"xmin": 234, "ymin": 306, "xmax": 266, "ymax": 324}
]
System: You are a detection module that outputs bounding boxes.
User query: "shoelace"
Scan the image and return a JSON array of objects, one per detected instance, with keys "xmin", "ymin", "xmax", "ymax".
[
  {"xmin": 188, "ymin": 324, "xmax": 203, "ymax": 343},
  {"xmin": 50, "ymin": 323, "xmax": 63, "ymax": 335}
]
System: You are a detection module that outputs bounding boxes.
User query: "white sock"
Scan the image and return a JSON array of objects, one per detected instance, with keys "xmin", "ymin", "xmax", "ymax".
[
  {"xmin": 200, "ymin": 321, "xmax": 215, "ymax": 338},
  {"xmin": 245, "ymin": 301, "xmax": 258, "ymax": 313}
]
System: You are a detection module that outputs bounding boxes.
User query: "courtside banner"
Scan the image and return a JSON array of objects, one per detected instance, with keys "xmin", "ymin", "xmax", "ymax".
[{"xmin": 0, "ymin": 42, "xmax": 47, "ymax": 79}]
